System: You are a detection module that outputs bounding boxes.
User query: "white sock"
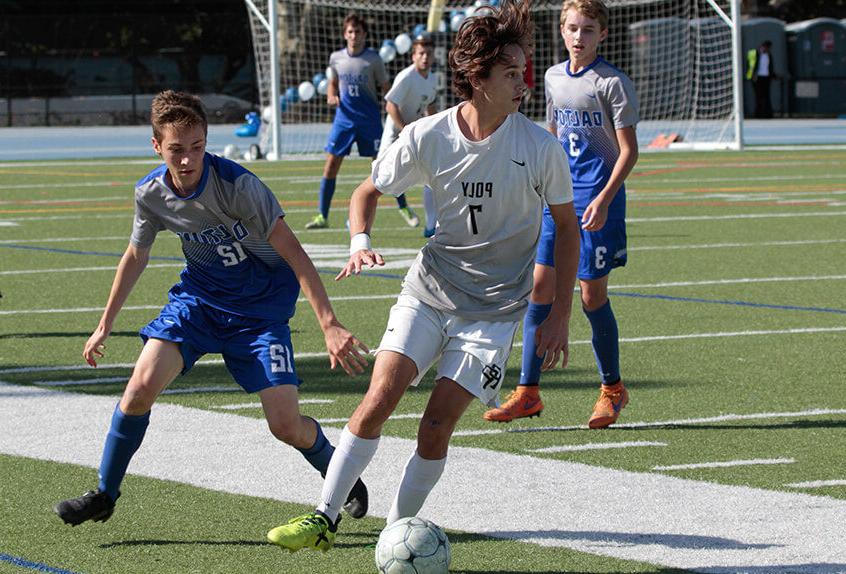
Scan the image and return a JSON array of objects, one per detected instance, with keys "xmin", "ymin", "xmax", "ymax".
[
  {"xmin": 317, "ymin": 425, "xmax": 380, "ymax": 522},
  {"xmin": 386, "ymin": 451, "xmax": 446, "ymax": 525},
  {"xmin": 422, "ymin": 185, "xmax": 437, "ymax": 229}
]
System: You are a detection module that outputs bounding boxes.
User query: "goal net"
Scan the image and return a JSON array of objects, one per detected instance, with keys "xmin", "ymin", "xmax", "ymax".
[{"xmin": 245, "ymin": 0, "xmax": 741, "ymax": 158}]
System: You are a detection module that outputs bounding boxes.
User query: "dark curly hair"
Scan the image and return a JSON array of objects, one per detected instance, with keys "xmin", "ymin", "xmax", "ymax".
[
  {"xmin": 150, "ymin": 90, "xmax": 207, "ymax": 141},
  {"xmin": 448, "ymin": 0, "xmax": 534, "ymax": 101}
]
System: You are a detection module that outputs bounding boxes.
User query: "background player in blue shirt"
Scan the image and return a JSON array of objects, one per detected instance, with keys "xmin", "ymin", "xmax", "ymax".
[
  {"xmin": 54, "ymin": 90, "xmax": 371, "ymax": 526},
  {"xmin": 484, "ymin": 0, "xmax": 639, "ymax": 428},
  {"xmin": 305, "ymin": 13, "xmax": 419, "ymax": 230}
]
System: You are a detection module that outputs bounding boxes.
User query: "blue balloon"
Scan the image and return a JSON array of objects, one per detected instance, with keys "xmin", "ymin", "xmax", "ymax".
[
  {"xmin": 412, "ymin": 23, "xmax": 426, "ymax": 37},
  {"xmin": 244, "ymin": 111, "xmax": 260, "ymax": 126},
  {"xmin": 382, "ymin": 39, "xmax": 396, "ymax": 48},
  {"xmin": 312, "ymin": 72, "xmax": 326, "ymax": 86},
  {"xmin": 284, "ymin": 86, "xmax": 299, "ymax": 103},
  {"xmin": 235, "ymin": 123, "xmax": 258, "ymax": 137},
  {"xmin": 278, "ymin": 96, "xmax": 288, "ymax": 112}
]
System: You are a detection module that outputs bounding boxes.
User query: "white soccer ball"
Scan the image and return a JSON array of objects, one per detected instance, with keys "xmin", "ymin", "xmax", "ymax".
[{"xmin": 375, "ymin": 517, "xmax": 451, "ymax": 574}]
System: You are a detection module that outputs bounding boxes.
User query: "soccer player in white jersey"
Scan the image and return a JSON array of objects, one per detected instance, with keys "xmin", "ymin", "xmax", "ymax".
[
  {"xmin": 53, "ymin": 91, "xmax": 371, "ymax": 527},
  {"xmin": 266, "ymin": 0, "xmax": 581, "ymax": 552},
  {"xmin": 305, "ymin": 13, "xmax": 419, "ymax": 230},
  {"xmin": 378, "ymin": 33, "xmax": 439, "ymax": 237},
  {"xmin": 484, "ymin": 0, "xmax": 639, "ymax": 428}
]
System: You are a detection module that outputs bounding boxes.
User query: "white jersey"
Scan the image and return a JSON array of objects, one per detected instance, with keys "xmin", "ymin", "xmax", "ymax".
[
  {"xmin": 379, "ymin": 64, "xmax": 438, "ymax": 155},
  {"xmin": 372, "ymin": 103, "xmax": 573, "ymax": 322}
]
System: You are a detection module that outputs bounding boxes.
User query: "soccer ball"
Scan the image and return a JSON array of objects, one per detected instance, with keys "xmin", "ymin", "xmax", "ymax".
[{"xmin": 375, "ymin": 517, "xmax": 451, "ymax": 574}]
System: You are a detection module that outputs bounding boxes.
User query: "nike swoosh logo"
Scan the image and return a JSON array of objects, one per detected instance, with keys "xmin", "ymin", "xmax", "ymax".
[
  {"xmin": 511, "ymin": 159, "xmax": 526, "ymax": 166},
  {"xmin": 587, "ymin": 93, "xmax": 597, "ymax": 99}
]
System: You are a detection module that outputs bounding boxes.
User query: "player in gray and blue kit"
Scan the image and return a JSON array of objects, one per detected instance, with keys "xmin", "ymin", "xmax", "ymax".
[
  {"xmin": 54, "ymin": 91, "xmax": 371, "ymax": 526},
  {"xmin": 484, "ymin": 0, "xmax": 639, "ymax": 428},
  {"xmin": 306, "ymin": 13, "xmax": 419, "ymax": 230}
]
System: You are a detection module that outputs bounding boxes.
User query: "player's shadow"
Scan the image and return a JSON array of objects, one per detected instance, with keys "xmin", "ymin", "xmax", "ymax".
[
  {"xmin": 480, "ymin": 529, "xmax": 777, "ymax": 551},
  {"xmin": 99, "ymin": 539, "xmax": 265, "ymax": 548},
  {"xmin": 0, "ymin": 330, "xmax": 138, "ymax": 340},
  {"xmin": 611, "ymin": 419, "xmax": 846, "ymax": 432}
]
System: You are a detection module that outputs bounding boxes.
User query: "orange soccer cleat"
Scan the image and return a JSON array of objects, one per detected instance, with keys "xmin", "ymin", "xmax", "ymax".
[
  {"xmin": 588, "ymin": 381, "xmax": 629, "ymax": 429},
  {"xmin": 483, "ymin": 386, "xmax": 544, "ymax": 423}
]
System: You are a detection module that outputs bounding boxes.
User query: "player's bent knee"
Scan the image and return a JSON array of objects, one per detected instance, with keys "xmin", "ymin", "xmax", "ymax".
[{"xmin": 266, "ymin": 418, "xmax": 301, "ymax": 445}]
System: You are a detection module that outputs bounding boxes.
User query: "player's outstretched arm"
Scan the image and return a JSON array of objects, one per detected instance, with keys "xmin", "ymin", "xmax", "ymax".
[
  {"xmin": 84, "ymin": 244, "xmax": 150, "ymax": 367},
  {"xmin": 336, "ymin": 176, "xmax": 386, "ymax": 280},
  {"xmin": 536, "ymin": 201, "xmax": 580, "ymax": 371},
  {"xmin": 268, "ymin": 217, "xmax": 369, "ymax": 376}
]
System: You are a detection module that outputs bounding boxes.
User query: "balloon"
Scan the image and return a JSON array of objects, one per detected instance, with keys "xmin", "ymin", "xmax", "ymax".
[
  {"xmin": 317, "ymin": 78, "xmax": 329, "ymax": 95},
  {"xmin": 284, "ymin": 86, "xmax": 299, "ymax": 103},
  {"xmin": 261, "ymin": 105, "xmax": 272, "ymax": 123},
  {"xmin": 379, "ymin": 42, "xmax": 397, "ymax": 63},
  {"xmin": 464, "ymin": 6, "xmax": 477, "ymax": 18},
  {"xmin": 412, "ymin": 23, "xmax": 426, "ymax": 37},
  {"xmin": 450, "ymin": 11, "xmax": 465, "ymax": 32},
  {"xmin": 394, "ymin": 33, "xmax": 412, "ymax": 55},
  {"xmin": 298, "ymin": 81, "xmax": 315, "ymax": 102},
  {"xmin": 312, "ymin": 72, "xmax": 326, "ymax": 86}
]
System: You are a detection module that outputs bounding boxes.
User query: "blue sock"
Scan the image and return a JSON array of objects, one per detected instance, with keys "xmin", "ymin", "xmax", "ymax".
[
  {"xmin": 98, "ymin": 404, "xmax": 150, "ymax": 501},
  {"xmin": 519, "ymin": 302, "xmax": 552, "ymax": 387},
  {"xmin": 318, "ymin": 178, "xmax": 336, "ymax": 219},
  {"xmin": 396, "ymin": 193, "xmax": 408, "ymax": 209},
  {"xmin": 584, "ymin": 299, "xmax": 620, "ymax": 385},
  {"xmin": 297, "ymin": 417, "xmax": 335, "ymax": 477}
]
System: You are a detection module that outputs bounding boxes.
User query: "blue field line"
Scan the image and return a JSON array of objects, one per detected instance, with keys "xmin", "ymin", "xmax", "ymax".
[
  {"xmin": 0, "ymin": 553, "xmax": 82, "ymax": 574},
  {"xmin": 613, "ymin": 291, "xmax": 846, "ymax": 315}
]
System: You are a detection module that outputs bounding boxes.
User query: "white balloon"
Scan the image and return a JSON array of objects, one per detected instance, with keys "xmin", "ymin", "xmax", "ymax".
[
  {"xmin": 298, "ymin": 81, "xmax": 316, "ymax": 102},
  {"xmin": 450, "ymin": 13, "xmax": 465, "ymax": 32},
  {"xmin": 317, "ymin": 78, "xmax": 329, "ymax": 95},
  {"xmin": 465, "ymin": 6, "xmax": 477, "ymax": 18},
  {"xmin": 379, "ymin": 44, "xmax": 397, "ymax": 63},
  {"xmin": 261, "ymin": 105, "xmax": 273, "ymax": 123},
  {"xmin": 394, "ymin": 33, "xmax": 412, "ymax": 55}
]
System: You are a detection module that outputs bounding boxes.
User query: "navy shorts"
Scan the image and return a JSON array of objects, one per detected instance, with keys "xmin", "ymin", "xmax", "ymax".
[
  {"xmin": 324, "ymin": 116, "xmax": 381, "ymax": 157},
  {"xmin": 140, "ymin": 297, "xmax": 298, "ymax": 393},
  {"xmin": 536, "ymin": 207, "xmax": 627, "ymax": 280}
]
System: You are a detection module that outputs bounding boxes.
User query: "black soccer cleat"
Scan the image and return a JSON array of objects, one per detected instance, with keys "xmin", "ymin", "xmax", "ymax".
[
  {"xmin": 54, "ymin": 490, "xmax": 118, "ymax": 526},
  {"xmin": 343, "ymin": 478, "xmax": 368, "ymax": 519}
]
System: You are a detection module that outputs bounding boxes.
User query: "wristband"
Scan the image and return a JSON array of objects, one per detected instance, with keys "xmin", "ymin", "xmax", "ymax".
[{"xmin": 350, "ymin": 232, "xmax": 372, "ymax": 255}]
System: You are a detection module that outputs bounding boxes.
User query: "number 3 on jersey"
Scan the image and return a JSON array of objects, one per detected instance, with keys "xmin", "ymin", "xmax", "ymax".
[{"xmin": 568, "ymin": 133, "xmax": 580, "ymax": 157}]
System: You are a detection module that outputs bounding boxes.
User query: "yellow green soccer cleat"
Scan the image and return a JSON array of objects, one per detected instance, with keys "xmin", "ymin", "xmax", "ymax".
[
  {"xmin": 398, "ymin": 206, "xmax": 420, "ymax": 227},
  {"xmin": 305, "ymin": 214, "xmax": 328, "ymax": 229},
  {"xmin": 267, "ymin": 511, "xmax": 337, "ymax": 553}
]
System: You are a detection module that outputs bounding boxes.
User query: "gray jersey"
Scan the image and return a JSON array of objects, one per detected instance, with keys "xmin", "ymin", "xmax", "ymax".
[
  {"xmin": 372, "ymin": 104, "xmax": 573, "ymax": 322},
  {"xmin": 329, "ymin": 47, "xmax": 388, "ymax": 124},
  {"xmin": 545, "ymin": 57, "xmax": 638, "ymax": 218},
  {"xmin": 380, "ymin": 64, "xmax": 438, "ymax": 152}
]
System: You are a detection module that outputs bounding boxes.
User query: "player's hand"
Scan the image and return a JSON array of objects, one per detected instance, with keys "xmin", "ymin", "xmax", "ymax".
[
  {"xmin": 323, "ymin": 321, "xmax": 370, "ymax": 376},
  {"xmin": 581, "ymin": 200, "xmax": 608, "ymax": 232},
  {"xmin": 335, "ymin": 249, "xmax": 385, "ymax": 281},
  {"xmin": 83, "ymin": 328, "xmax": 109, "ymax": 367},
  {"xmin": 534, "ymin": 311, "xmax": 570, "ymax": 371},
  {"xmin": 327, "ymin": 94, "xmax": 340, "ymax": 107}
]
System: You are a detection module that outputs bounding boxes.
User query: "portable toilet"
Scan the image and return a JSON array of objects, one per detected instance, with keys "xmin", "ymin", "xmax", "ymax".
[
  {"xmin": 628, "ymin": 17, "xmax": 689, "ymax": 119},
  {"xmin": 741, "ymin": 17, "xmax": 787, "ymax": 117},
  {"xmin": 786, "ymin": 18, "xmax": 846, "ymax": 115},
  {"xmin": 689, "ymin": 17, "xmax": 734, "ymax": 119}
]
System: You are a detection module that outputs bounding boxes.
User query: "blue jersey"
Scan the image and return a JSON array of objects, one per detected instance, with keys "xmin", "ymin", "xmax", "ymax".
[
  {"xmin": 545, "ymin": 57, "xmax": 639, "ymax": 219},
  {"xmin": 329, "ymin": 47, "xmax": 388, "ymax": 127},
  {"xmin": 132, "ymin": 153, "xmax": 299, "ymax": 322}
]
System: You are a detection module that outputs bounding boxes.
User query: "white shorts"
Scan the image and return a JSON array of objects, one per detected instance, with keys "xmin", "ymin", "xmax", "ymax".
[{"xmin": 376, "ymin": 294, "xmax": 519, "ymax": 407}]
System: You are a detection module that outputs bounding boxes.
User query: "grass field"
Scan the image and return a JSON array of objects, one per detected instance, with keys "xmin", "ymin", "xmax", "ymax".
[{"xmin": 1, "ymin": 149, "xmax": 845, "ymax": 574}]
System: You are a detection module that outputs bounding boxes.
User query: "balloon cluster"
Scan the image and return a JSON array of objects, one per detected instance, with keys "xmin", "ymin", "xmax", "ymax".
[{"xmin": 240, "ymin": 1, "xmax": 501, "ymax": 138}]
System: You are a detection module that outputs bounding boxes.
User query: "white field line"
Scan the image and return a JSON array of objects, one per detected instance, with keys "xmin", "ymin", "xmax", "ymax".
[
  {"xmin": 2, "ymin": 382, "xmax": 845, "ymax": 572},
  {"xmin": 0, "ymin": 222, "xmax": 18, "ymax": 227},
  {"xmin": 654, "ymin": 458, "xmax": 795, "ymax": 471},
  {"xmin": 609, "ymin": 274, "xmax": 846, "ymax": 290},
  {"xmin": 33, "ymin": 377, "xmax": 126, "ymax": 387},
  {"xmin": 3, "ymin": 327, "xmax": 845, "ymax": 377},
  {"xmin": 213, "ymin": 399, "xmax": 334, "ymax": 410},
  {"xmin": 786, "ymin": 479, "xmax": 846, "ymax": 489},
  {"xmin": 318, "ymin": 412, "xmax": 423, "ymax": 425},
  {"xmin": 529, "ymin": 441, "xmax": 667, "ymax": 453},
  {"xmin": 453, "ymin": 408, "xmax": 846, "ymax": 437},
  {"xmin": 0, "ymin": 194, "xmax": 127, "ymax": 204},
  {"xmin": 159, "ymin": 386, "xmax": 243, "ymax": 395}
]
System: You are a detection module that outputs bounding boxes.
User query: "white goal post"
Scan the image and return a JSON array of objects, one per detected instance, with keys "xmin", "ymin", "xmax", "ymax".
[{"xmin": 245, "ymin": 0, "xmax": 743, "ymax": 159}]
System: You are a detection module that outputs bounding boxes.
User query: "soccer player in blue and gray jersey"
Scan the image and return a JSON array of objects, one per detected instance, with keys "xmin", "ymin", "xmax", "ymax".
[
  {"xmin": 53, "ymin": 91, "xmax": 371, "ymax": 527},
  {"xmin": 306, "ymin": 13, "xmax": 419, "ymax": 230},
  {"xmin": 484, "ymin": 0, "xmax": 639, "ymax": 428}
]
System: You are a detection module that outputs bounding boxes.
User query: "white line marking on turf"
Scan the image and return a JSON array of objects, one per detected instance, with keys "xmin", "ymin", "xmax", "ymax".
[
  {"xmin": 33, "ymin": 377, "xmax": 126, "ymax": 386},
  {"xmin": 529, "ymin": 441, "xmax": 667, "ymax": 453},
  {"xmin": 453, "ymin": 408, "xmax": 846, "ymax": 437},
  {"xmin": 318, "ymin": 412, "xmax": 422, "ymax": 425},
  {"xmin": 2, "ymin": 382, "xmax": 845, "ymax": 572},
  {"xmin": 611, "ymin": 274, "xmax": 846, "ymax": 290},
  {"xmin": 654, "ymin": 458, "xmax": 795, "ymax": 471},
  {"xmin": 628, "ymin": 210, "xmax": 846, "ymax": 223},
  {"xmin": 786, "ymin": 480, "xmax": 846, "ymax": 489},
  {"xmin": 159, "ymin": 386, "xmax": 242, "ymax": 395},
  {"xmin": 0, "ymin": 221, "xmax": 18, "ymax": 227},
  {"xmin": 212, "ymin": 399, "xmax": 334, "ymax": 410}
]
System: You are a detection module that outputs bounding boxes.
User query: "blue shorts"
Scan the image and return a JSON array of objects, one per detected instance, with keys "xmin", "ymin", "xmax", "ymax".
[
  {"xmin": 139, "ymin": 298, "xmax": 299, "ymax": 393},
  {"xmin": 324, "ymin": 116, "xmax": 381, "ymax": 157},
  {"xmin": 536, "ymin": 208, "xmax": 627, "ymax": 280}
]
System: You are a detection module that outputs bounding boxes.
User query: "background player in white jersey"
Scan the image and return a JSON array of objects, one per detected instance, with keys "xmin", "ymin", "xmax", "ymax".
[
  {"xmin": 378, "ymin": 33, "xmax": 439, "ymax": 238},
  {"xmin": 305, "ymin": 13, "xmax": 419, "ymax": 230},
  {"xmin": 267, "ymin": 0, "xmax": 581, "ymax": 552},
  {"xmin": 484, "ymin": 0, "xmax": 639, "ymax": 428},
  {"xmin": 53, "ymin": 91, "xmax": 371, "ymax": 527}
]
